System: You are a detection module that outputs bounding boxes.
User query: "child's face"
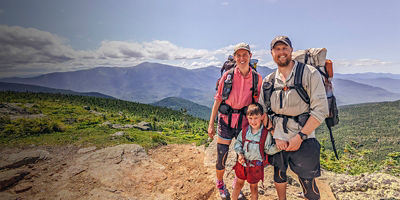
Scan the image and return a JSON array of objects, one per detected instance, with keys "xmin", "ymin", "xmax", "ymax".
[{"xmin": 247, "ymin": 114, "xmax": 263, "ymax": 130}]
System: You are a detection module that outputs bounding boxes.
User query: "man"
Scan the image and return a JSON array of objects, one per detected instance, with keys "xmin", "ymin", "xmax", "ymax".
[
  {"xmin": 208, "ymin": 42, "xmax": 262, "ymax": 199},
  {"xmin": 259, "ymin": 36, "xmax": 329, "ymax": 200}
]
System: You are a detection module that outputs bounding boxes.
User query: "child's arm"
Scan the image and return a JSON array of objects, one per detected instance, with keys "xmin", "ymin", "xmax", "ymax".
[
  {"xmin": 233, "ymin": 130, "xmax": 244, "ymax": 155},
  {"xmin": 238, "ymin": 153, "xmax": 245, "ymax": 164}
]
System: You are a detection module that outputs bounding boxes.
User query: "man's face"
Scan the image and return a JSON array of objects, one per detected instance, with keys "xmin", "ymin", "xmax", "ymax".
[
  {"xmin": 271, "ymin": 42, "xmax": 292, "ymax": 67},
  {"xmin": 234, "ymin": 49, "xmax": 252, "ymax": 67}
]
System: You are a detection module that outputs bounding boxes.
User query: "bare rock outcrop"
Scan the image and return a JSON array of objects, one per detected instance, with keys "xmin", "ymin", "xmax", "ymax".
[
  {"xmin": 329, "ymin": 172, "xmax": 400, "ymax": 200},
  {"xmin": 0, "ymin": 149, "xmax": 50, "ymax": 170}
]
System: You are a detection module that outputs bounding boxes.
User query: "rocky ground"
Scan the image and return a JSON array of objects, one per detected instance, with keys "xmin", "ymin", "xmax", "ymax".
[{"xmin": 1, "ymin": 138, "xmax": 400, "ymax": 200}]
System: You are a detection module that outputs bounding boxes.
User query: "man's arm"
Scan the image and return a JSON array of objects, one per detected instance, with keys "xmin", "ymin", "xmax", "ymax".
[{"xmin": 286, "ymin": 67, "xmax": 329, "ymax": 151}]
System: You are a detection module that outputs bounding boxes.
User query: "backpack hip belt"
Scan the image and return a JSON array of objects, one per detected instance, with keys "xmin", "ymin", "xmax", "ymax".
[
  {"xmin": 243, "ymin": 160, "xmax": 264, "ymax": 167},
  {"xmin": 272, "ymin": 112, "xmax": 310, "ymax": 134},
  {"xmin": 218, "ymin": 103, "xmax": 247, "ymax": 137}
]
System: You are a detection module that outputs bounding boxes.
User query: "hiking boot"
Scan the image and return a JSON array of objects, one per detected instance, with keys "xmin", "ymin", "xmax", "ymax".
[
  {"xmin": 218, "ymin": 184, "xmax": 230, "ymax": 199},
  {"xmin": 216, "ymin": 180, "xmax": 230, "ymax": 199}
]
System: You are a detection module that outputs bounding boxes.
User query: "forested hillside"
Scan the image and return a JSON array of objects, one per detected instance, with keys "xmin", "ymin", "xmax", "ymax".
[
  {"xmin": 0, "ymin": 91, "xmax": 209, "ymax": 148},
  {"xmin": 317, "ymin": 100, "xmax": 400, "ymax": 176}
]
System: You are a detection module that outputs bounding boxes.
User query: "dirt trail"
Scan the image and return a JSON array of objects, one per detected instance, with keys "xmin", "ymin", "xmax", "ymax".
[{"xmin": 0, "ymin": 143, "xmax": 336, "ymax": 200}]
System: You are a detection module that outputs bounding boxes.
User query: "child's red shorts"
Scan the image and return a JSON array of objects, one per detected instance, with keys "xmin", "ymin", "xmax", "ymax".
[{"xmin": 233, "ymin": 161, "xmax": 264, "ymax": 184}]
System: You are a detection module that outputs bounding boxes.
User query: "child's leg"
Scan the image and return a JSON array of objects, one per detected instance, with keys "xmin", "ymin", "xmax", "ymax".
[
  {"xmin": 231, "ymin": 178, "xmax": 245, "ymax": 200},
  {"xmin": 249, "ymin": 183, "xmax": 258, "ymax": 200}
]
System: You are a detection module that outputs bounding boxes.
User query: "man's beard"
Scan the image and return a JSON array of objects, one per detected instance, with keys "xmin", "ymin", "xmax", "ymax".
[{"xmin": 275, "ymin": 56, "xmax": 291, "ymax": 67}]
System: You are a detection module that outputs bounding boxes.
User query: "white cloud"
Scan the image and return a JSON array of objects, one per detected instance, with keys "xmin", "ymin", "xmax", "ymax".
[
  {"xmin": 97, "ymin": 40, "xmax": 209, "ymax": 60},
  {"xmin": 221, "ymin": 2, "xmax": 229, "ymax": 6},
  {"xmin": 1, "ymin": 25, "xmax": 398, "ymax": 78},
  {"xmin": 334, "ymin": 59, "xmax": 399, "ymax": 74}
]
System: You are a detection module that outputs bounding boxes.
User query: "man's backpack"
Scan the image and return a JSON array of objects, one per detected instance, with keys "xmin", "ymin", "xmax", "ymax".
[
  {"xmin": 263, "ymin": 48, "xmax": 340, "ymax": 159},
  {"xmin": 292, "ymin": 48, "xmax": 339, "ymax": 128}
]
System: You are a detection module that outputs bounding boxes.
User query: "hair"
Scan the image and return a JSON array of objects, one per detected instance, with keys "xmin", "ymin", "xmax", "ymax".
[{"xmin": 246, "ymin": 103, "xmax": 263, "ymax": 116}]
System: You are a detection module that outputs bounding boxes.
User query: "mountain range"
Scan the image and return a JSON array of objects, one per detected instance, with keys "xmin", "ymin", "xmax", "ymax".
[
  {"xmin": 1, "ymin": 62, "xmax": 400, "ymax": 107},
  {"xmin": 0, "ymin": 82, "xmax": 114, "ymax": 99},
  {"xmin": 152, "ymin": 97, "xmax": 211, "ymax": 120}
]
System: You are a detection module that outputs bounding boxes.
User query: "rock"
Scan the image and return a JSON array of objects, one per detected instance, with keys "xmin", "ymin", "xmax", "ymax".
[
  {"xmin": 123, "ymin": 124, "xmax": 134, "ymax": 129},
  {"xmin": 77, "ymin": 146, "xmax": 97, "ymax": 154},
  {"xmin": 14, "ymin": 182, "xmax": 33, "ymax": 193},
  {"xmin": 64, "ymin": 118, "xmax": 77, "ymax": 124},
  {"xmin": 0, "ymin": 149, "xmax": 50, "ymax": 169},
  {"xmin": 0, "ymin": 192, "xmax": 16, "ymax": 200},
  {"xmin": 0, "ymin": 169, "xmax": 29, "ymax": 190},
  {"xmin": 111, "ymin": 131, "xmax": 125, "ymax": 137},
  {"xmin": 112, "ymin": 124, "xmax": 124, "ymax": 129},
  {"xmin": 133, "ymin": 121, "xmax": 152, "ymax": 131},
  {"xmin": 89, "ymin": 110, "xmax": 104, "ymax": 116},
  {"xmin": 330, "ymin": 172, "xmax": 400, "ymax": 200},
  {"xmin": 101, "ymin": 121, "xmax": 112, "ymax": 128}
]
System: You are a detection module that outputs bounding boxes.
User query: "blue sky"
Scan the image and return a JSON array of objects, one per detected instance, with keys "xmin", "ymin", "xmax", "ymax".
[{"xmin": 0, "ymin": 0, "xmax": 399, "ymax": 78}]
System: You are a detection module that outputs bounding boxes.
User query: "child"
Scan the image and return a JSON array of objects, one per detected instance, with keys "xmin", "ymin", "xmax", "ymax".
[{"xmin": 232, "ymin": 103, "xmax": 280, "ymax": 200}]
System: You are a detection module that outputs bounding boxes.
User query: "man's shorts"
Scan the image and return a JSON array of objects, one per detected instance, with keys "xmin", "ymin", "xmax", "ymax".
[
  {"xmin": 268, "ymin": 138, "xmax": 321, "ymax": 179},
  {"xmin": 233, "ymin": 161, "xmax": 264, "ymax": 184}
]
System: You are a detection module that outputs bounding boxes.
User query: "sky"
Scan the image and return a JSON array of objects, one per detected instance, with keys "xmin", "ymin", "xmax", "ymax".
[{"xmin": 0, "ymin": 0, "xmax": 399, "ymax": 78}]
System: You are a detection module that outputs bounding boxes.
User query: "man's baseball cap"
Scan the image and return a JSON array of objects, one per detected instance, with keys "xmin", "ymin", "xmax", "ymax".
[
  {"xmin": 270, "ymin": 36, "xmax": 292, "ymax": 49},
  {"xmin": 234, "ymin": 42, "xmax": 251, "ymax": 54}
]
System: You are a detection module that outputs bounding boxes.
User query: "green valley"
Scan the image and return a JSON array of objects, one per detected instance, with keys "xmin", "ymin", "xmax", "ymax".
[
  {"xmin": 317, "ymin": 100, "xmax": 400, "ymax": 176},
  {"xmin": 0, "ymin": 91, "xmax": 209, "ymax": 149}
]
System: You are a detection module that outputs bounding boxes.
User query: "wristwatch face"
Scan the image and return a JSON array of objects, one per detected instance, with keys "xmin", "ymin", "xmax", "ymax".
[{"xmin": 299, "ymin": 132, "xmax": 307, "ymax": 140}]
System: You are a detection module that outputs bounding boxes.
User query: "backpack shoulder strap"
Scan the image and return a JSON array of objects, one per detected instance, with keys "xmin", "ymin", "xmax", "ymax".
[
  {"xmin": 262, "ymin": 71, "xmax": 276, "ymax": 114},
  {"xmin": 221, "ymin": 68, "xmax": 235, "ymax": 100},
  {"xmin": 259, "ymin": 127, "xmax": 268, "ymax": 165},
  {"xmin": 294, "ymin": 62, "xmax": 310, "ymax": 104},
  {"xmin": 242, "ymin": 125, "xmax": 248, "ymax": 144},
  {"xmin": 251, "ymin": 70, "xmax": 259, "ymax": 103}
]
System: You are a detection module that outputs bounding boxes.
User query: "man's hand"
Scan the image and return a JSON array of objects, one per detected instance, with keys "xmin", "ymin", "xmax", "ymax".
[
  {"xmin": 208, "ymin": 124, "xmax": 215, "ymax": 139},
  {"xmin": 238, "ymin": 154, "xmax": 245, "ymax": 165},
  {"xmin": 275, "ymin": 139, "xmax": 288, "ymax": 150},
  {"xmin": 286, "ymin": 134, "xmax": 302, "ymax": 151}
]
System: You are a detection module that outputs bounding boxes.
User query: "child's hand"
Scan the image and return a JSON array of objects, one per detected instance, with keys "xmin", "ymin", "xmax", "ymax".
[{"xmin": 238, "ymin": 154, "xmax": 245, "ymax": 165}]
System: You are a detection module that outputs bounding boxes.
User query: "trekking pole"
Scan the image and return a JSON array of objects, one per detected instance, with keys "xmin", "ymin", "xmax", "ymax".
[{"xmin": 327, "ymin": 125, "xmax": 339, "ymax": 160}]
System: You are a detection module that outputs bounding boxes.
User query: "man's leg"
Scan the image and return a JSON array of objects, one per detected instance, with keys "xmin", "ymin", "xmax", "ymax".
[
  {"xmin": 299, "ymin": 177, "xmax": 320, "ymax": 200},
  {"xmin": 274, "ymin": 166, "xmax": 288, "ymax": 200},
  {"xmin": 289, "ymin": 139, "xmax": 321, "ymax": 200}
]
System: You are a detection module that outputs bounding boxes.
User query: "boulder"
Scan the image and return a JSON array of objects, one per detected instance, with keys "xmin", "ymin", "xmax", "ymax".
[
  {"xmin": 133, "ymin": 121, "xmax": 152, "ymax": 131},
  {"xmin": 330, "ymin": 172, "xmax": 400, "ymax": 199},
  {"xmin": 0, "ymin": 169, "xmax": 29, "ymax": 190},
  {"xmin": 0, "ymin": 150, "xmax": 50, "ymax": 170},
  {"xmin": 77, "ymin": 146, "xmax": 97, "ymax": 154},
  {"xmin": 111, "ymin": 131, "xmax": 125, "ymax": 138}
]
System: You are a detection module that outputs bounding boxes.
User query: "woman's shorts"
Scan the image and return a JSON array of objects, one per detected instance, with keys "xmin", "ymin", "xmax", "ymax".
[{"xmin": 217, "ymin": 117, "xmax": 248, "ymax": 140}]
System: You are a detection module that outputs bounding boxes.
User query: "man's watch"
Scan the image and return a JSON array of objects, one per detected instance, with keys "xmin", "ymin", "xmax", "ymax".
[{"xmin": 298, "ymin": 131, "xmax": 308, "ymax": 140}]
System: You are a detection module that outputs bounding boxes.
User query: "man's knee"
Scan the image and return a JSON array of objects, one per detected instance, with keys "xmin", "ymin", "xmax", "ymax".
[
  {"xmin": 299, "ymin": 177, "xmax": 320, "ymax": 200},
  {"xmin": 273, "ymin": 166, "xmax": 287, "ymax": 183},
  {"xmin": 216, "ymin": 143, "xmax": 229, "ymax": 170}
]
